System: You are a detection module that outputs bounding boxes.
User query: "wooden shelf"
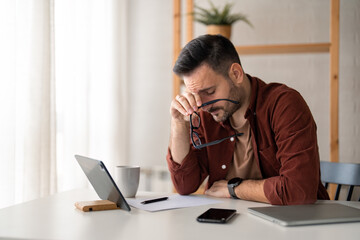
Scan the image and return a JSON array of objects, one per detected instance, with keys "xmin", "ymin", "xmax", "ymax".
[{"xmin": 235, "ymin": 43, "xmax": 331, "ymax": 55}]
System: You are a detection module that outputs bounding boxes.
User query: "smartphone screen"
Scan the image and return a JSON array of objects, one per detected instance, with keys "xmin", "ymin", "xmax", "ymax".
[{"xmin": 196, "ymin": 208, "xmax": 237, "ymax": 223}]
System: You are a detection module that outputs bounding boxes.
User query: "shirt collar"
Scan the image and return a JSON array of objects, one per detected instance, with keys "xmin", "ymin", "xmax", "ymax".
[{"xmin": 244, "ymin": 74, "xmax": 259, "ymax": 119}]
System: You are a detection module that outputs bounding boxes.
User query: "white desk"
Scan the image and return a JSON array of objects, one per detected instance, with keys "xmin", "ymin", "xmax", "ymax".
[{"xmin": 0, "ymin": 189, "xmax": 359, "ymax": 240}]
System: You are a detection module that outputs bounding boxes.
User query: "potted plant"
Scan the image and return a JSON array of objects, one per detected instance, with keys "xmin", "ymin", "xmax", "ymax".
[{"xmin": 193, "ymin": 1, "xmax": 253, "ymax": 39}]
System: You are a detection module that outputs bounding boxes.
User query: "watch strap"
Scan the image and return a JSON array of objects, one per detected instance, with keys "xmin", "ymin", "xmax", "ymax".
[{"xmin": 228, "ymin": 177, "xmax": 243, "ymax": 199}]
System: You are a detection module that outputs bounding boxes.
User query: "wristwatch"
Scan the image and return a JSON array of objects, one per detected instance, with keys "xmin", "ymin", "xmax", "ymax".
[{"xmin": 227, "ymin": 177, "xmax": 243, "ymax": 199}]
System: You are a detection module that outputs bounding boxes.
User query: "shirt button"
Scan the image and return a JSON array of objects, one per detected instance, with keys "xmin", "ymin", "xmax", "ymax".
[
  {"xmin": 222, "ymin": 164, "xmax": 226, "ymax": 169},
  {"xmin": 230, "ymin": 137, "xmax": 235, "ymax": 142}
]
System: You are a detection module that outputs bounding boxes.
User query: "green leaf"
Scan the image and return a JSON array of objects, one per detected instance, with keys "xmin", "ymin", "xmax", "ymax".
[{"xmin": 193, "ymin": 0, "xmax": 253, "ymax": 27}]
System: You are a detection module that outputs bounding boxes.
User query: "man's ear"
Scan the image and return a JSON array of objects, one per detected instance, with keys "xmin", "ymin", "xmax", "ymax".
[{"xmin": 228, "ymin": 63, "xmax": 244, "ymax": 84}]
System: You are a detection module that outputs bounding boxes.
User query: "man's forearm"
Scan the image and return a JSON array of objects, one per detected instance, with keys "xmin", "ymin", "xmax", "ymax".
[
  {"xmin": 205, "ymin": 179, "xmax": 270, "ymax": 204},
  {"xmin": 235, "ymin": 179, "xmax": 269, "ymax": 203},
  {"xmin": 169, "ymin": 119, "xmax": 190, "ymax": 165}
]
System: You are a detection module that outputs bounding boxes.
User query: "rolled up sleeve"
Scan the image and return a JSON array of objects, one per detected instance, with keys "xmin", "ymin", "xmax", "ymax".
[
  {"xmin": 263, "ymin": 90, "xmax": 320, "ymax": 205},
  {"xmin": 166, "ymin": 147, "xmax": 208, "ymax": 195}
]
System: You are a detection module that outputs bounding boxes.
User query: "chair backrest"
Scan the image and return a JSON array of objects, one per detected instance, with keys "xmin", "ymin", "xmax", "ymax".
[{"xmin": 320, "ymin": 161, "xmax": 360, "ymax": 201}]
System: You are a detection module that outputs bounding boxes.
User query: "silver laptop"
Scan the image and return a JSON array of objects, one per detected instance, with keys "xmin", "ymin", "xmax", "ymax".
[
  {"xmin": 248, "ymin": 203, "xmax": 360, "ymax": 227},
  {"xmin": 75, "ymin": 155, "xmax": 131, "ymax": 211}
]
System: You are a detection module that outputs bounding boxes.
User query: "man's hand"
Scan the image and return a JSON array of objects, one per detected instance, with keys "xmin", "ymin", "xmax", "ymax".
[
  {"xmin": 170, "ymin": 92, "xmax": 202, "ymax": 122},
  {"xmin": 204, "ymin": 180, "xmax": 231, "ymax": 198},
  {"xmin": 169, "ymin": 92, "xmax": 202, "ymax": 165}
]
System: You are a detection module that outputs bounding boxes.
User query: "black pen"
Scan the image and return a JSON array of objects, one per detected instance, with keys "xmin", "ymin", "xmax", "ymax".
[{"xmin": 141, "ymin": 197, "xmax": 169, "ymax": 205}]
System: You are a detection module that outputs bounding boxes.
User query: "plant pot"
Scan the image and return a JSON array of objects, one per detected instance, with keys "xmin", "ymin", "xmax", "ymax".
[{"xmin": 207, "ymin": 25, "xmax": 232, "ymax": 39}]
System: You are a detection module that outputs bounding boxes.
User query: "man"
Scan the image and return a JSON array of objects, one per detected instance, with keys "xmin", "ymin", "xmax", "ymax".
[{"xmin": 166, "ymin": 34, "xmax": 329, "ymax": 205}]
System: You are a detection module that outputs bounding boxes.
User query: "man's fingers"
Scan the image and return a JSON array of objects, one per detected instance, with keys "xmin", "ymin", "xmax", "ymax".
[
  {"xmin": 171, "ymin": 100, "xmax": 188, "ymax": 116},
  {"xmin": 183, "ymin": 92, "xmax": 200, "ymax": 111},
  {"xmin": 193, "ymin": 94, "xmax": 202, "ymax": 108},
  {"xmin": 177, "ymin": 95, "xmax": 194, "ymax": 115},
  {"xmin": 170, "ymin": 92, "xmax": 203, "ymax": 122}
]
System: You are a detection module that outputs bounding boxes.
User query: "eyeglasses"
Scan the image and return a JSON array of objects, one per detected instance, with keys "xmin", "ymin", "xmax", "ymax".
[{"xmin": 190, "ymin": 99, "xmax": 244, "ymax": 149}]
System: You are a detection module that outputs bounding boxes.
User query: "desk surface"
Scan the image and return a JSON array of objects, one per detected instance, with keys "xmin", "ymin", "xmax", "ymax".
[{"xmin": 0, "ymin": 189, "xmax": 359, "ymax": 240}]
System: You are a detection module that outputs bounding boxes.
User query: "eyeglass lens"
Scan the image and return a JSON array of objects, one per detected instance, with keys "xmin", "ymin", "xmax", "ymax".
[
  {"xmin": 192, "ymin": 131, "xmax": 201, "ymax": 146},
  {"xmin": 190, "ymin": 112, "xmax": 200, "ymax": 128}
]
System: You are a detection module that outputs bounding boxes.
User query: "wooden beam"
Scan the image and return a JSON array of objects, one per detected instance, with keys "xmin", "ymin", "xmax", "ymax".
[
  {"xmin": 186, "ymin": 0, "xmax": 194, "ymax": 43},
  {"xmin": 330, "ymin": 0, "xmax": 339, "ymax": 163},
  {"xmin": 173, "ymin": 0, "xmax": 182, "ymax": 98},
  {"xmin": 235, "ymin": 43, "xmax": 330, "ymax": 55},
  {"xmin": 328, "ymin": 0, "xmax": 340, "ymax": 200}
]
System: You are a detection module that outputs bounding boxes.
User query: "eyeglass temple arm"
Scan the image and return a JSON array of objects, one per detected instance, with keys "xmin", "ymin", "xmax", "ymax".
[
  {"xmin": 194, "ymin": 132, "xmax": 243, "ymax": 149},
  {"xmin": 200, "ymin": 99, "xmax": 240, "ymax": 108}
]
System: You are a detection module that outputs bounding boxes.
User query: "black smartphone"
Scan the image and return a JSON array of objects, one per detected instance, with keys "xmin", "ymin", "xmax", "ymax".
[{"xmin": 196, "ymin": 208, "xmax": 237, "ymax": 224}]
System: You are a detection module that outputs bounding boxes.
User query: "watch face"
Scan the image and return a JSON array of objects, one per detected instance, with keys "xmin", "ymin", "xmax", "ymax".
[{"xmin": 228, "ymin": 177, "xmax": 242, "ymax": 186}]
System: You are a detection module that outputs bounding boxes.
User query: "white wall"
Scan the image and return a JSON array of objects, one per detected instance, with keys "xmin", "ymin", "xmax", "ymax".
[
  {"xmin": 339, "ymin": 0, "xmax": 360, "ymax": 163},
  {"xmin": 128, "ymin": 0, "xmax": 173, "ymax": 169},
  {"xmin": 126, "ymin": 0, "xmax": 360, "ymax": 175}
]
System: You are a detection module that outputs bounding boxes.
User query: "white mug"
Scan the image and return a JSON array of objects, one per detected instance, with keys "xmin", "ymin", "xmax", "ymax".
[{"xmin": 114, "ymin": 166, "xmax": 140, "ymax": 198}]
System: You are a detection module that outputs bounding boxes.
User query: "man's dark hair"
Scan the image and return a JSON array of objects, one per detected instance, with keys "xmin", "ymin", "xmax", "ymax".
[{"xmin": 173, "ymin": 34, "xmax": 241, "ymax": 78}]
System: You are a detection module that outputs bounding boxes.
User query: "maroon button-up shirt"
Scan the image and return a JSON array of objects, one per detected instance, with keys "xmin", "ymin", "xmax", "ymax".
[{"xmin": 167, "ymin": 74, "xmax": 329, "ymax": 205}]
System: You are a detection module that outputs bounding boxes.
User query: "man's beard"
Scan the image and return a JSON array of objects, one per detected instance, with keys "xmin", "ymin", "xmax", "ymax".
[{"xmin": 209, "ymin": 83, "xmax": 243, "ymax": 122}]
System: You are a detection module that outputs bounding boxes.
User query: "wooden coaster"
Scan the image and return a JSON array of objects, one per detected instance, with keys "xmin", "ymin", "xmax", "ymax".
[{"xmin": 75, "ymin": 200, "xmax": 119, "ymax": 212}]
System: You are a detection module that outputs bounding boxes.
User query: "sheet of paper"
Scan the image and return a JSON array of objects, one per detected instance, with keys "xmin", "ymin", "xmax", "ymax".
[{"xmin": 126, "ymin": 194, "xmax": 222, "ymax": 212}]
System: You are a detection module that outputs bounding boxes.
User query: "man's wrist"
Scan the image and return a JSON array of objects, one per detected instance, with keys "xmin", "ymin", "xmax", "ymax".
[
  {"xmin": 169, "ymin": 118, "xmax": 191, "ymax": 165},
  {"xmin": 227, "ymin": 178, "xmax": 243, "ymax": 199},
  {"xmin": 170, "ymin": 119, "xmax": 189, "ymax": 140},
  {"xmin": 171, "ymin": 117, "xmax": 189, "ymax": 128}
]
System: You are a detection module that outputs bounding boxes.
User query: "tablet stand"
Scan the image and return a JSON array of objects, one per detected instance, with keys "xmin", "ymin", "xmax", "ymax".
[{"xmin": 75, "ymin": 200, "xmax": 119, "ymax": 212}]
